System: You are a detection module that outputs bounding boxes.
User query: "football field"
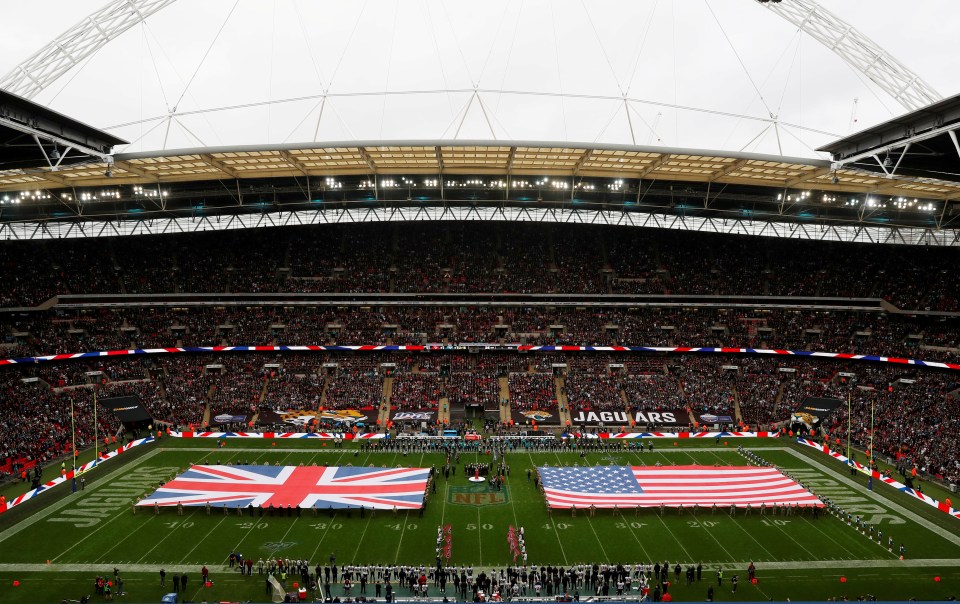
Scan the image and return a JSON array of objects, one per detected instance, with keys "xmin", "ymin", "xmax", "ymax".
[{"xmin": 0, "ymin": 438, "xmax": 957, "ymax": 602}]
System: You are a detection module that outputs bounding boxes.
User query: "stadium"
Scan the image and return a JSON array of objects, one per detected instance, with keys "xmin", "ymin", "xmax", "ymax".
[{"xmin": 0, "ymin": 1, "xmax": 958, "ymax": 602}]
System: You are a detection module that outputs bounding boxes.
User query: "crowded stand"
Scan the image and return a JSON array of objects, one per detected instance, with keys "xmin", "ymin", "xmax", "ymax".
[
  {"xmin": 621, "ymin": 373, "xmax": 687, "ymax": 415},
  {"xmin": 563, "ymin": 368, "xmax": 624, "ymax": 413},
  {"xmin": 446, "ymin": 370, "xmax": 501, "ymax": 408},
  {"xmin": 0, "ymin": 349, "xmax": 956, "ymax": 482},
  {"xmin": 153, "ymin": 356, "xmax": 215, "ymax": 427},
  {"xmin": 732, "ymin": 358, "xmax": 784, "ymax": 427},
  {"xmin": 4, "ymin": 306, "xmax": 959, "ymax": 363},
  {"xmin": 259, "ymin": 357, "xmax": 322, "ymax": 412},
  {"xmin": 391, "ymin": 373, "xmax": 443, "ymax": 410},
  {"xmin": 205, "ymin": 357, "xmax": 268, "ymax": 421},
  {"xmin": 323, "ymin": 365, "xmax": 384, "ymax": 411},
  {"xmin": 675, "ymin": 358, "xmax": 737, "ymax": 418},
  {"xmin": 0, "ymin": 224, "xmax": 956, "ymax": 311},
  {"xmin": 508, "ymin": 373, "xmax": 557, "ymax": 411},
  {"xmin": 0, "ymin": 222, "xmax": 957, "ymax": 491}
]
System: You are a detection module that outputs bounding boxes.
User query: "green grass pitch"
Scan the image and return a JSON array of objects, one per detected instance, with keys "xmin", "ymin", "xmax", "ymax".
[{"xmin": 0, "ymin": 438, "xmax": 957, "ymax": 603}]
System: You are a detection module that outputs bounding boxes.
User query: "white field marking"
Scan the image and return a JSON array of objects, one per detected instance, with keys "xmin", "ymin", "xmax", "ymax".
[
  {"xmin": 679, "ymin": 447, "xmax": 788, "ymax": 561},
  {"xmin": 503, "ymin": 451, "xmax": 526, "ymax": 564},
  {"xmin": 93, "ymin": 512, "xmax": 162, "ymax": 564},
  {"xmin": 725, "ymin": 449, "xmax": 865, "ymax": 559},
  {"xmin": 601, "ymin": 449, "xmax": 698, "ymax": 562},
  {"xmin": 687, "ymin": 512, "xmax": 744, "ymax": 563},
  {"xmin": 734, "ymin": 452, "xmax": 874, "ymax": 561},
  {"xmin": 214, "ymin": 447, "xmax": 300, "ymax": 563},
  {"xmin": 391, "ymin": 450, "xmax": 421, "ymax": 565},
  {"xmin": 171, "ymin": 448, "xmax": 295, "ymax": 566},
  {"xmin": 613, "ymin": 509, "xmax": 653, "ymax": 561},
  {"xmin": 50, "ymin": 471, "xmax": 186, "ymax": 563},
  {"xmin": 0, "ymin": 448, "xmax": 165, "ymax": 546},
  {"xmin": 583, "ymin": 516, "xmax": 611, "ymax": 561},
  {"xmin": 175, "ymin": 515, "xmax": 230, "ymax": 565},
  {"xmin": 697, "ymin": 447, "xmax": 819, "ymax": 559},
  {"xmin": 345, "ymin": 449, "xmax": 380, "ymax": 564},
  {"xmin": 553, "ymin": 447, "xmax": 613, "ymax": 563},
  {"xmin": 795, "ymin": 512, "xmax": 874, "ymax": 560},
  {"xmin": 650, "ymin": 504, "xmax": 696, "ymax": 561},
  {"xmin": 307, "ymin": 448, "xmax": 355, "ymax": 565},
  {"xmin": 114, "ymin": 448, "xmax": 236, "ymax": 565},
  {"xmin": 783, "ymin": 447, "xmax": 960, "ymax": 547},
  {"xmin": 528, "ymin": 449, "xmax": 569, "ymax": 565},
  {"xmin": 65, "ymin": 443, "xmax": 228, "ymax": 564}
]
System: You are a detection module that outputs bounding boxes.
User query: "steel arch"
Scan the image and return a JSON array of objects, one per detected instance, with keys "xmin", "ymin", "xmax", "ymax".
[
  {"xmin": 0, "ymin": 0, "xmax": 178, "ymax": 99},
  {"xmin": 757, "ymin": 0, "xmax": 941, "ymax": 111}
]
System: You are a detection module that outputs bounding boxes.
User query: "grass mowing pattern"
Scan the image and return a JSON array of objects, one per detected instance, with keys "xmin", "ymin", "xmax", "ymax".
[{"xmin": 0, "ymin": 439, "xmax": 957, "ymax": 602}]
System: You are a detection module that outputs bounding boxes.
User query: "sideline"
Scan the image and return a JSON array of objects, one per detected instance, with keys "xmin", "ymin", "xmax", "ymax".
[
  {"xmin": 0, "ymin": 448, "xmax": 163, "ymax": 544},
  {"xmin": 1, "ymin": 557, "xmax": 959, "ymax": 574},
  {"xmin": 783, "ymin": 448, "xmax": 960, "ymax": 547}
]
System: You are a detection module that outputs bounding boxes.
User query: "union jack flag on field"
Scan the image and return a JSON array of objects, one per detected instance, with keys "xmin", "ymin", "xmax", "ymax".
[
  {"xmin": 137, "ymin": 465, "xmax": 430, "ymax": 509},
  {"xmin": 538, "ymin": 465, "xmax": 822, "ymax": 509}
]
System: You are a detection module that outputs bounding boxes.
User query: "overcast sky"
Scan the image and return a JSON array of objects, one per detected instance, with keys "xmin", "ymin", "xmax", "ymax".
[{"xmin": 1, "ymin": 0, "xmax": 957, "ymax": 158}]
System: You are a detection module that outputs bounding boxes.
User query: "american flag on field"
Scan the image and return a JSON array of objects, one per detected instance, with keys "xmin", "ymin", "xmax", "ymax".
[
  {"xmin": 538, "ymin": 465, "xmax": 822, "ymax": 509},
  {"xmin": 137, "ymin": 465, "xmax": 430, "ymax": 510}
]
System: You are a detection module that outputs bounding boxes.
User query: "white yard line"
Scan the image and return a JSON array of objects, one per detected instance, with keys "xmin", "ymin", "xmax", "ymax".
[
  {"xmin": 0, "ymin": 448, "xmax": 163, "ymax": 546},
  {"xmin": 682, "ymin": 448, "xmax": 778, "ymax": 561},
  {"xmin": 614, "ymin": 509, "xmax": 653, "ymax": 561},
  {"xmin": 584, "ymin": 516, "xmax": 611, "ymax": 560},
  {"xmin": 783, "ymin": 447, "xmax": 960, "ymax": 547},
  {"xmin": 175, "ymin": 515, "xmax": 231, "ymax": 564},
  {"xmin": 697, "ymin": 447, "xmax": 818, "ymax": 559},
  {"xmin": 218, "ymin": 449, "xmax": 300, "ymax": 563},
  {"xmin": 530, "ymin": 450, "xmax": 570, "ymax": 565},
  {"xmin": 388, "ymin": 450, "xmax": 414, "ymax": 565},
  {"xmin": 307, "ymin": 448, "xmax": 353, "ymax": 564}
]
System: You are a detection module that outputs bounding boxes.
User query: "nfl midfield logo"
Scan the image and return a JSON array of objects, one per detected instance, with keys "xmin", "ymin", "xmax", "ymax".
[{"xmin": 448, "ymin": 485, "xmax": 509, "ymax": 507}]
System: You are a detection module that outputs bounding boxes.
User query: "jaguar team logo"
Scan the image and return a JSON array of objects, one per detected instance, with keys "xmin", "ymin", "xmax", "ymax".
[
  {"xmin": 521, "ymin": 410, "xmax": 553, "ymax": 422},
  {"xmin": 281, "ymin": 410, "xmax": 317, "ymax": 426},
  {"xmin": 318, "ymin": 409, "xmax": 367, "ymax": 425},
  {"xmin": 790, "ymin": 412, "xmax": 816, "ymax": 429}
]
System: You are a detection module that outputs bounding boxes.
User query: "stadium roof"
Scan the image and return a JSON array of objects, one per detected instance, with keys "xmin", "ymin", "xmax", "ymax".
[
  {"xmin": 0, "ymin": 88, "xmax": 126, "ymax": 172},
  {"xmin": 2, "ymin": 140, "xmax": 959, "ymax": 202},
  {"xmin": 820, "ymin": 91, "xmax": 960, "ymax": 183},
  {"xmin": 0, "ymin": 1, "xmax": 958, "ymax": 245}
]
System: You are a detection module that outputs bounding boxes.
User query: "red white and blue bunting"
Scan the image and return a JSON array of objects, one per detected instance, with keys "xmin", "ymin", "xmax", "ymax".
[
  {"xmin": 0, "ymin": 436, "xmax": 155, "ymax": 516},
  {"xmin": 0, "ymin": 344, "xmax": 957, "ymax": 371},
  {"xmin": 797, "ymin": 437, "xmax": 960, "ymax": 521}
]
